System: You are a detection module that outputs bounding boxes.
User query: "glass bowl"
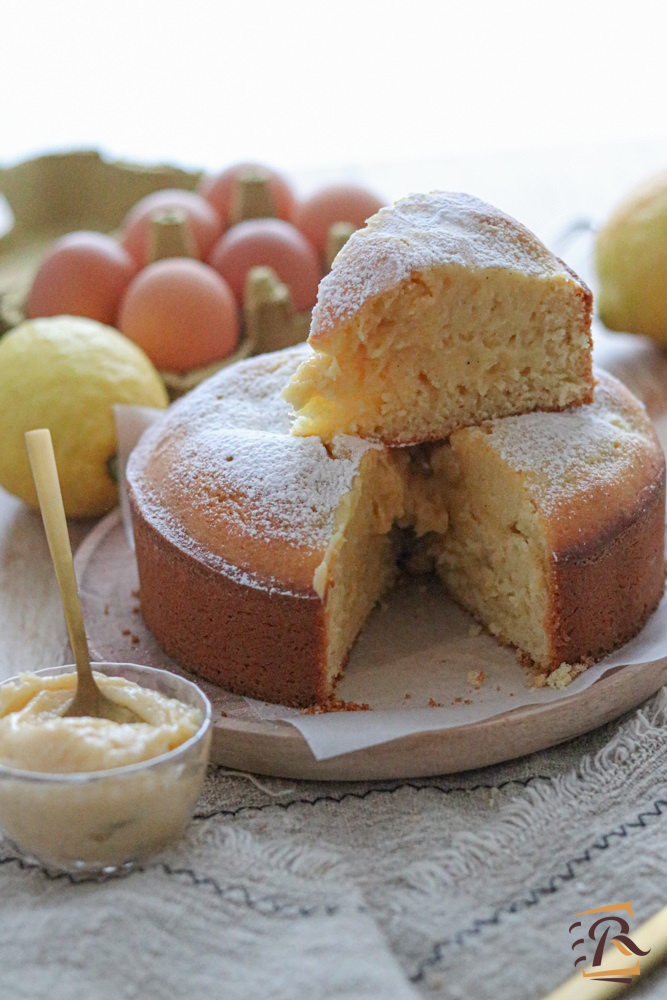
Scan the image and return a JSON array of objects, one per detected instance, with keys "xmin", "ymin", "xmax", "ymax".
[{"xmin": 0, "ymin": 662, "xmax": 212, "ymax": 877}]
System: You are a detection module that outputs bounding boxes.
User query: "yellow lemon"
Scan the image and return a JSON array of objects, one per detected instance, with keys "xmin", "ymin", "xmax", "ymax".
[
  {"xmin": 595, "ymin": 170, "xmax": 667, "ymax": 341},
  {"xmin": 0, "ymin": 316, "xmax": 169, "ymax": 517}
]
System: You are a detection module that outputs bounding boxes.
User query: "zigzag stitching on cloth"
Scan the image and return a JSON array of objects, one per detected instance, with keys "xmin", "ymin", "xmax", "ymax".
[
  {"xmin": 410, "ymin": 797, "xmax": 667, "ymax": 983},
  {"xmin": 193, "ymin": 774, "xmax": 553, "ymax": 821},
  {"xmin": 0, "ymin": 852, "xmax": 349, "ymax": 917},
  {"xmin": 156, "ymin": 862, "xmax": 346, "ymax": 918},
  {"xmin": 3, "ymin": 797, "xmax": 665, "ymax": 932},
  {"xmin": 0, "ymin": 852, "xmax": 111, "ymax": 885}
]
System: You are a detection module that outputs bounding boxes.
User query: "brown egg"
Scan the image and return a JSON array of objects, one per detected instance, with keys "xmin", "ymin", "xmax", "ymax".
[
  {"xmin": 207, "ymin": 218, "xmax": 322, "ymax": 313},
  {"xmin": 117, "ymin": 258, "xmax": 240, "ymax": 373},
  {"xmin": 27, "ymin": 231, "xmax": 136, "ymax": 325},
  {"xmin": 292, "ymin": 183, "xmax": 385, "ymax": 256},
  {"xmin": 198, "ymin": 162, "xmax": 296, "ymax": 226},
  {"xmin": 120, "ymin": 189, "xmax": 223, "ymax": 266}
]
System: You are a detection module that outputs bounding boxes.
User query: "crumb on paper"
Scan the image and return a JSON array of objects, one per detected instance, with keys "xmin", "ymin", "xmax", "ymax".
[
  {"xmin": 104, "ymin": 604, "xmax": 110, "ymax": 616},
  {"xmin": 121, "ymin": 628, "xmax": 131, "ymax": 636},
  {"xmin": 131, "ymin": 634, "xmax": 140, "ymax": 645},
  {"xmin": 301, "ymin": 698, "xmax": 371, "ymax": 715},
  {"xmin": 404, "ymin": 693, "xmax": 411, "ymax": 700},
  {"xmin": 534, "ymin": 660, "xmax": 589, "ymax": 690},
  {"xmin": 467, "ymin": 623, "xmax": 482, "ymax": 638},
  {"xmin": 428, "ymin": 698, "xmax": 443, "ymax": 708},
  {"xmin": 467, "ymin": 669, "xmax": 487, "ymax": 690}
]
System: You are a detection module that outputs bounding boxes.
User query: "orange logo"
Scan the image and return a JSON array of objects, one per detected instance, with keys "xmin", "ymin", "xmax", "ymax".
[{"xmin": 569, "ymin": 903, "xmax": 651, "ymax": 984}]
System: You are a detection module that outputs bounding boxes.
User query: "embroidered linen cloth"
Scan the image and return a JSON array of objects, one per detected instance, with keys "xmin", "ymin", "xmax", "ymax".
[{"xmin": 3, "ymin": 684, "xmax": 667, "ymax": 999}]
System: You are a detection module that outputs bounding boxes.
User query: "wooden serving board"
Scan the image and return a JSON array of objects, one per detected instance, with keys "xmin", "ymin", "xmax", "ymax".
[
  {"xmin": 205, "ymin": 660, "xmax": 667, "ymax": 780},
  {"xmin": 75, "ymin": 510, "xmax": 667, "ymax": 782}
]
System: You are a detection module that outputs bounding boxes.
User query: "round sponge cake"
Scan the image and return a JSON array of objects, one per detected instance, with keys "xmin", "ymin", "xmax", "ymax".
[{"xmin": 127, "ymin": 345, "xmax": 665, "ymax": 706}]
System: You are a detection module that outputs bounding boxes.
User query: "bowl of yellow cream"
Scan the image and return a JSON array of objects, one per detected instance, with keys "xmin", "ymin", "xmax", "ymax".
[{"xmin": 0, "ymin": 662, "xmax": 212, "ymax": 876}]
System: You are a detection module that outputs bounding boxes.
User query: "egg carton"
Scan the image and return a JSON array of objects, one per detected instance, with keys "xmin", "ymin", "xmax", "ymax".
[{"xmin": 0, "ymin": 149, "xmax": 312, "ymax": 397}]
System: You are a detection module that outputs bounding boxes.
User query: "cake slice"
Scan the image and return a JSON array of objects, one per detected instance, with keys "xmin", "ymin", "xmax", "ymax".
[
  {"xmin": 423, "ymin": 369, "xmax": 666, "ymax": 676},
  {"xmin": 282, "ymin": 191, "xmax": 594, "ymax": 446}
]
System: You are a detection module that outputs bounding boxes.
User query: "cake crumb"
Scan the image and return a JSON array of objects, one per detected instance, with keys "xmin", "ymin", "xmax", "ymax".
[
  {"xmin": 130, "ymin": 634, "xmax": 140, "ymax": 645},
  {"xmin": 467, "ymin": 623, "xmax": 483, "ymax": 638},
  {"xmin": 121, "ymin": 628, "xmax": 131, "ymax": 636},
  {"xmin": 428, "ymin": 698, "xmax": 443, "ymax": 707},
  {"xmin": 301, "ymin": 698, "xmax": 370, "ymax": 715},
  {"xmin": 404, "ymin": 693, "xmax": 411, "ymax": 700},
  {"xmin": 467, "ymin": 669, "xmax": 487, "ymax": 690},
  {"xmin": 538, "ymin": 660, "xmax": 590, "ymax": 690}
]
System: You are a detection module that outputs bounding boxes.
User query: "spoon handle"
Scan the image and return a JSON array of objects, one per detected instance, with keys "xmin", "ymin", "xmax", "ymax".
[{"xmin": 24, "ymin": 429, "xmax": 96, "ymax": 700}]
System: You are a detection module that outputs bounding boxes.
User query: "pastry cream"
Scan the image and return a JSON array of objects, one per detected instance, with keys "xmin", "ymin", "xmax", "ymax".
[
  {"xmin": 0, "ymin": 671, "xmax": 201, "ymax": 772},
  {"xmin": 0, "ymin": 669, "xmax": 210, "ymax": 872}
]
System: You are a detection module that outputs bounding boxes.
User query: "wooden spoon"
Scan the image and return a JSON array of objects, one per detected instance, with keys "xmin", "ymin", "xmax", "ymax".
[{"xmin": 25, "ymin": 428, "xmax": 140, "ymax": 724}]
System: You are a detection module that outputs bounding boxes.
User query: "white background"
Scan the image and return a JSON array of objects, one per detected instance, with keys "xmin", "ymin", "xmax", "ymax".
[{"xmin": 3, "ymin": 0, "xmax": 665, "ymax": 177}]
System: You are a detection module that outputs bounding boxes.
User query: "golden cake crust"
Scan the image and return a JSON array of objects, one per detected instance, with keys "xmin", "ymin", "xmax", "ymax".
[
  {"xmin": 130, "ymin": 506, "xmax": 332, "ymax": 705},
  {"xmin": 546, "ymin": 478, "xmax": 665, "ymax": 667}
]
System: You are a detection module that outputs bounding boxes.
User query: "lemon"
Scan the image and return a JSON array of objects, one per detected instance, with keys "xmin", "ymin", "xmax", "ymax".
[
  {"xmin": 595, "ymin": 170, "xmax": 667, "ymax": 341},
  {"xmin": 0, "ymin": 316, "xmax": 169, "ymax": 518}
]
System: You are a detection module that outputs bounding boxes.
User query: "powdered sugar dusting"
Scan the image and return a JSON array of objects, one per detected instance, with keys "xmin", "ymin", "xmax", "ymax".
[
  {"xmin": 482, "ymin": 370, "xmax": 654, "ymax": 512},
  {"xmin": 167, "ymin": 426, "xmax": 366, "ymax": 546},
  {"xmin": 312, "ymin": 191, "xmax": 581, "ymax": 335},
  {"xmin": 128, "ymin": 346, "xmax": 376, "ymax": 571}
]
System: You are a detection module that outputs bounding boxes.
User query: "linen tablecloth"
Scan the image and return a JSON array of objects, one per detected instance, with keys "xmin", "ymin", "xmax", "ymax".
[{"xmin": 3, "ymin": 680, "xmax": 667, "ymax": 999}]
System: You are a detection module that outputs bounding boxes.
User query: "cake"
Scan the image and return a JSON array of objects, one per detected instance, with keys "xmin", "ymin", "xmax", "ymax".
[
  {"xmin": 127, "ymin": 345, "xmax": 665, "ymax": 706},
  {"xmin": 421, "ymin": 373, "xmax": 666, "ymax": 672},
  {"xmin": 282, "ymin": 191, "xmax": 595, "ymax": 445},
  {"xmin": 127, "ymin": 347, "xmax": 406, "ymax": 707}
]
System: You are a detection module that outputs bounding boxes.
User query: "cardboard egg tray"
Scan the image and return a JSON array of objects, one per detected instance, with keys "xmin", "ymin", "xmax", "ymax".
[{"xmin": 0, "ymin": 150, "xmax": 311, "ymax": 397}]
